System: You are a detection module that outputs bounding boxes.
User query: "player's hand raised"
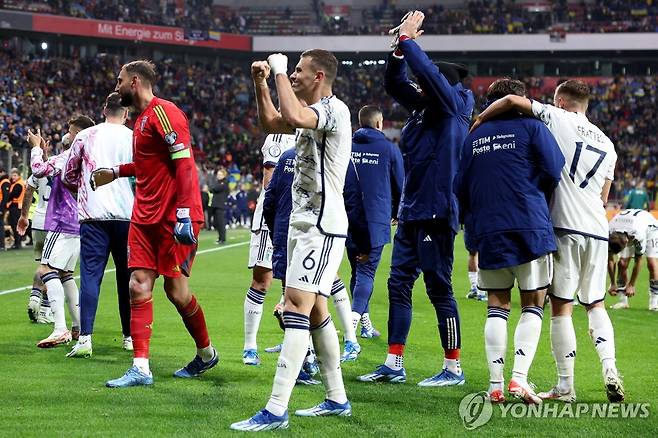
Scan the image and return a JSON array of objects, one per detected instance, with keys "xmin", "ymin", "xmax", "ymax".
[
  {"xmin": 251, "ymin": 61, "xmax": 270, "ymax": 84},
  {"xmin": 26, "ymin": 128, "xmax": 42, "ymax": 148},
  {"xmin": 398, "ymin": 10, "xmax": 425, "ymax": 40},
  {"xmin": 90, "ymin": 167, "xmax": 116, "ymax": 191},
  {"xmin": 267, "ymin": 53, "xmax": 288, "ymax": 77}
]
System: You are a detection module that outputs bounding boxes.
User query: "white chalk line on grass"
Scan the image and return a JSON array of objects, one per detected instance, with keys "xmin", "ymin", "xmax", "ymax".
[{"xmin": 0, "ymin": 240, "xmax": 249, "ymax": 296}]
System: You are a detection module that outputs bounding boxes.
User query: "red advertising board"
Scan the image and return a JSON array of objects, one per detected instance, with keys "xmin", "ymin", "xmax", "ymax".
[{"xmin": 31, "ymin": 14, "xmax": 251, "ymax": 51}]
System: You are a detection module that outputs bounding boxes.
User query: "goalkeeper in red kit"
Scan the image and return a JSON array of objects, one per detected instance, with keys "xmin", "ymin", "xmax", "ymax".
[{"xmin": 92, "ymin": 60, "xmax": 218, "ymax": 387}]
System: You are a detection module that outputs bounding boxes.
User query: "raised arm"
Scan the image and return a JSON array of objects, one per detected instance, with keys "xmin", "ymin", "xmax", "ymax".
[
  {"xmin": 384, "ymin": 54, "xmax": 423, "ymax": 112},
  {"xmin": 472, "ymin": 95, "xmax": 534, "ymax": 132},
  {"xmin": 252, "ymin": 61, "xmax": 295, "ymax": 134},
  {"xmin": 268, "ymin": 54, "xmax": 319, "ymax": 129}
]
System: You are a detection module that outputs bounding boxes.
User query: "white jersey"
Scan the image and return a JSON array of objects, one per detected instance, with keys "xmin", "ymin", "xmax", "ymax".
[
  {"xmin": 63, "ymin": 122, "xmax": 134, "ymax": 222},
  {"xmin": 531, "ymin": 100, "xmax": 617, "ymax": 240},
  {"xmin": 290, "ymin": 95, "xmax": 352, "ymax": 236},
  {"xmin": 26, "ymin": 174, "xmax": 50, "ymax": 230},
  {"xmin": 251, "ymin": 132, "xmax": 297, "ymax": 231},
  {"xmin": 609, "ymin": 209, "xmax": 658, "ymax": 253}
]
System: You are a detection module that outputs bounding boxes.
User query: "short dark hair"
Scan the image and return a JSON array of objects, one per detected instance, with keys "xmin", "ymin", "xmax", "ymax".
[
  {"xmin": 69, "ymin": 115, "xmax": 95, "ymax": 131},
  {"xmin": 104, "ymin": 92, "xmax": 124, "ymax": 116},
  {"xmin": 487, "ymin": 78, "xmax": 526, "ymax": 101},
  {"xmin": 358, "ymin": 105, "xmax": 383, "ymax": 128},
  {"xmin": 123, "ymin": 60, "xmax": 157, "ymax": 85},
  {"xmin": 301, "ymin": 49, "xmax": 338, "ymax": 84},
  {"xmin": 608, "ymin": 232, "xmax": 628, "ymax": 255},
  {"xmin": 556, "ymin": 79, "xmax": 590, "ymax": 104}
]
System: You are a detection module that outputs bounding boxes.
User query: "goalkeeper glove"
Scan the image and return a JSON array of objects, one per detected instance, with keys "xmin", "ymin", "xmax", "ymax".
[{"xmin": 174, "ymin": 208, "xmax": 197, "ymax": 245}]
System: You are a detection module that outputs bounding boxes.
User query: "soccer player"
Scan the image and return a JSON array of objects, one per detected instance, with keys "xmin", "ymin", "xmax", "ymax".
[
  {"xmin": 608, "ymin": 208, "xmax": 658, "ymax": 311},
  {"xmin": 92, "ymin": 60, "xmax": 217, "ymax": 388},
  {"xmin": 473, "ymin": 79, "xmax": 625, "ymax": 402},
  {"xmin": 17, "ymin": 135, "xmax": 53, "ymax": 323},
  {"xmin": 358, "ymin": 11, "xmax": 473, "ymax": 386},
  {"xmin": 28, "ymin": 117, "xmax": 95, "ymax": 348},
  {"xmin": 457, "ymin": 79, "xmax": 564, "ymax": 404},
  {"xmin": 62, "ymin": 92, "xmax": 134, "ymax": 358},
  {"xmin": 348, "ymin": 105, "xmax": 404, "ymax": 338},
  {"xmin": 231, "ymin": 49, "xmax": 353, "ymax": 431},
  {"xmin": 242, "ymin": 131, "xmax": 296, "ymax": 366}
]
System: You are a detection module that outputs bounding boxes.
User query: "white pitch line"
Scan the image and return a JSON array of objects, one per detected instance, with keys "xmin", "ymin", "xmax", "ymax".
[{"xmin": 0, "ymin": 240, "xmax": 249, "ymax": 297}]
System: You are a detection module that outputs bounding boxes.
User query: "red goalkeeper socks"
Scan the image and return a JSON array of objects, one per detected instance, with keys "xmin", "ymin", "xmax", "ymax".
[
  {"xmin": 178, "ymin": 295, "xmax": 211, "ymax": 349},
  {"xmin": 131, "ymin": 297, "xmax": 153, "ymax": 359}
]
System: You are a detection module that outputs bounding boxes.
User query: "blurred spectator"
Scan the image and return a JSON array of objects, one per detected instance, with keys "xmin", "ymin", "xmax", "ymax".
[{"xmin": 209, "ymin": 166, "xmax": 228, "ymax": 244}]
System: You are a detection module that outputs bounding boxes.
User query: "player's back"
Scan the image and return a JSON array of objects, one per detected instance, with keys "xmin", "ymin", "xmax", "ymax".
[
  {"xmin": 76, "ymin": 122, "xmax": 134, "ymax": 221},
  {"xmin": 532, "ymin": 101, "xmax": 617, "ymax": 239}
]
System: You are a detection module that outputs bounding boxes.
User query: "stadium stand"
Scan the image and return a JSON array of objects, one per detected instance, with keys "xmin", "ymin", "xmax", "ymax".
[
  {"xmin": 2, "ymin": 0, "xmax": 657, "ymax": 35},
  {"xmin": 0, "ymin": 42, "xmax": 655, "ymax": 203}
]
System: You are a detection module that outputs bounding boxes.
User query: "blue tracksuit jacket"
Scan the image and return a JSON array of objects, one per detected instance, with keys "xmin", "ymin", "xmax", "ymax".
[
  {"xmin": 351, "ymin": 127, "xmax": 405, "ymax": 248},
  {"xmin": 384, "ymin": 39, "xmax": 474, "ymax": 232},
  {"xmin": 455, "ymin": 113, "xmax": 565, "ymax": 269}
]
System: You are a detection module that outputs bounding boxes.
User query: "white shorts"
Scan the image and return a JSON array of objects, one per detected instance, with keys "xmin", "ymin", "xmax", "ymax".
[
  {"xmin": 549, "ymin": 233, "xmax": 607, "ymax": 305},
  {"xmin": 286, "ymin": 224, "xmax": 345, "ymax": 296},
  {"xmin": 41, "ymin": 231, "xmax": 80, "ymax": 273},
  {"xmin": 479, "ymin": 254, "xmax": 553, "ymax": 292},
  {"xmin": 248, "ymin": 229, "xmax": 273, "ymax": 269}
]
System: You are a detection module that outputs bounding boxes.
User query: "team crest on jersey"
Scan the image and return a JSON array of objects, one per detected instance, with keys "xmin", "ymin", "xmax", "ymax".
[
  {"xmin": 140, "ymin": 116, "xmax": 148, "ymax": 133},
  {"xmin": 164, "ymin": 131, "xmax": 178, "ymax": 145},
  {"xmin": 268, "ymin": 144, "xmax": 282, "ymax": 158}
]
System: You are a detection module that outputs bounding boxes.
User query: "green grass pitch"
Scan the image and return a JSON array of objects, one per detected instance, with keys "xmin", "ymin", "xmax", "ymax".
[{"xmin": 1, "ymin": 229, "xmax": 656, "ymax": 436}]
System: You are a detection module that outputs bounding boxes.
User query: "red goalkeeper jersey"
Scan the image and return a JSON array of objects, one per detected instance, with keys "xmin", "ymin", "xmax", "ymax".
[{"xmin": 119, "ymin": 96, "xmax": 203, "ymax": 225}]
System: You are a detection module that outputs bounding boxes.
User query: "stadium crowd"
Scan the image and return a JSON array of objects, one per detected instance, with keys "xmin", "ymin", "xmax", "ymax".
[
  {"xmin": 1, "ymin": 45, "xmax": 656, "ymax": 204},
  {"xmin": 3, "ymin": 0, "xmax": 658, "ymax": 35}
]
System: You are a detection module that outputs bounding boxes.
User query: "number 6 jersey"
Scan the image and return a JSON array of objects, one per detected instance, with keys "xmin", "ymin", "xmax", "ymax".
[{"xmin": 531, "ymin": 100, "xmax": 617, "ymax": 240}]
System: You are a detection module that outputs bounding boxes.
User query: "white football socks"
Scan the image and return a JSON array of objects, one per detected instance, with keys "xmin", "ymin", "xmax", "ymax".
[
  {"xmin": 351, "ymin": 311, "xmax": 361, "ymax": 332},
  {"xmin": 42, "ymin": 273, "xmax": 66, "ymax": 333},
  {"xmin": 266, "ymin": 312, "xmax": 310, "ymax": 416},
  {"xmin": 551, "ymin": 315, "xmax": 576, "ymax": 392},
  {"xmin": 385, "ymin": 353, "xmax": 404, "ymax": 371},
  {"xmin": 485, "ymin": 306, "xmax": 509, "ymax": 390},
  {"xmin": 198, "ymin": 345, "xmax": 215, "ymax": 362},
  {"xmin": 512, "ymin": 306, "xmax": 543, "ymax": 384},
  {"xmin": 331, "ymin": 279, "xmax": 357, "ymax": 344},
  {"xmin": 468, "ymin": 271, "xmax": 478, "ymax": 290},
  {"xmin": 133, "ymin": 357, "xmax": 150, "ymax": 374},
  {"xmin": 244, "ymin": 287, "xmax": 266, "ymax": 351},
  {"xmin": 361, "ymin": 313, "xmax": 373, "ymax": 331},
  {"xmin": 311, "ymin": 316, "xmax": 347, "ymax": 404},
  {"xmin": 588, "ymin": 307, "xmax": 617, "ymax": 377},
  {"xmin": 61, "ymin": 275, "xmax": 80, "ymax": 329}
]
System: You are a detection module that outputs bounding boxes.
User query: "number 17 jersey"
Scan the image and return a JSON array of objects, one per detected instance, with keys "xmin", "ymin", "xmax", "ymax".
[{"xmin": 531, "ymin": 100, "xmax": 617, "ymax": 240}]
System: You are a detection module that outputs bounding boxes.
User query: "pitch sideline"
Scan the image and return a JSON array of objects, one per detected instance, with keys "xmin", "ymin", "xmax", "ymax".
[{"xmin": 0, "ymin": 240, "xmax": 249, "ymax": 297}]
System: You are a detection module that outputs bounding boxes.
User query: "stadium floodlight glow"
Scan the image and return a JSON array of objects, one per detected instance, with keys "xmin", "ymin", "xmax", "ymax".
[
  {"xmin": 334, "ymin": 15, "xmax": 340, "ymax": 20},
  {"xmin": 40, "ymin": 42, "xmax": 48, "ymax": 50}
]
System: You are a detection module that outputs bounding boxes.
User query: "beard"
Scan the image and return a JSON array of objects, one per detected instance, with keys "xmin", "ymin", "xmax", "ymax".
[{"xmin": 119, "ymin": 91, "xmax": 134, "ymax": 107}]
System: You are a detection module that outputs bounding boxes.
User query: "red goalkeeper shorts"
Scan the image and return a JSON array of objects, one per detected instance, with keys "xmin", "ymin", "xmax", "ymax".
[{"xmin": 128, "ymin": 221, "xmax": 200, "ymax": 278}]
